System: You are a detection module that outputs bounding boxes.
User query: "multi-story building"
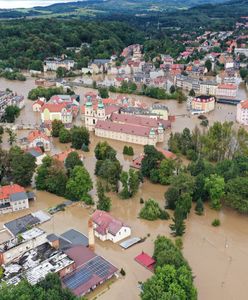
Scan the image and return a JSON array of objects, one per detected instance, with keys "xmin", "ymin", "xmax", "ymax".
[
  {"xmin": 0, "ymin": 184, "xmax": 35, "ymax": 214},
  {"xmin": 216, "ymin": 83, "xmax": 238, "ymax": 99},
  {"xmin": 175, "ymin": 75, "xmax": 200, "ymax": 92},
  {"xmin": 43, "ymin": 57, "xmax": 75, "ymax": 72},
  {"xmin": 41, "ymin": 102, "xmax": 73, "ymax": 125},
  {"xmin": 199, "ymin": 81, "xmax": 217, "ymax": 96},
  {"xmin": 192, "ymin": 95, "xmax": 215, "ymax": 113},
  {"xmin": 0, "ymin": 91, "xmax": 24, "ymax": 118},
  {"xmin": 237, "ymin": 100, "xmax": 248, "ymax": 125}
]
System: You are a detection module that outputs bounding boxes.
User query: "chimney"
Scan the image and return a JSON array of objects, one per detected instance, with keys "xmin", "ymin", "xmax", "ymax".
[{"xmin": 88, "ymin": 216, "xmax": 95, "ymax": 252}]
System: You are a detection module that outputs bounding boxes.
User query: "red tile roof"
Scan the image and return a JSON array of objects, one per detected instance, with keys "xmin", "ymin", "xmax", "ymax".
[
  {"xmin": 218, "ymin": 83, "xmax": 237, "ymax": 90},
  {"xmin": 240, "ymin": 100, "xmax": 248, "ymax": 109},
  {"xmin": 52, "ymin": 149, "xmax": 74, "ymax": 162},
  {"xmin": 27, "ymin": 130, "xmax": 50, "ymax": 142},
  {"xmin": 135, "ymin": 252, "xmax": 155, "ymax": 271},
  {"xmin": 41, "ymin": 102, "xmax": 67, "ymax": 113},
  {"xmin": 92, "ymin": 210, "xmax": 129, "ymax": 236},
  {"xmin": 0, "ymin": 184, "xmax": 25, "ymax": 200}
]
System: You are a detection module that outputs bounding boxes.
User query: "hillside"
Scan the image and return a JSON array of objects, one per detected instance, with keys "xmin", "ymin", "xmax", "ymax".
[{"xmin": 0, "ymin": 0, "xmax": 231, "ymax": 19}]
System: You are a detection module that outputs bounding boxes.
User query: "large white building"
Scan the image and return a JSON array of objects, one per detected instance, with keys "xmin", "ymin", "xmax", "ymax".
[
  {"xmin": 237, "ymin": 100, "xmax": 248, "ymax": 125},
  {"xmin": 43, "ymin": 58, "xmax": 75, "ymax": 72},
  {"xmin": 216, "ymin": 83, "xmax": 238, "ymax": 99},
  {"xmin": 92, "ymin": 210, "xmax": 131, "ymax": 243}
]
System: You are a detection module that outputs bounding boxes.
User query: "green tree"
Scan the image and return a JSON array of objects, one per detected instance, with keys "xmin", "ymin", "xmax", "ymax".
[
  {"xmin": 9, "ymin": 146, "xmax": 36, "ymax": 186},
  {"xmin": 56, "ymin": 66, "xmax": 67, "ymax": 78},
  {"xmin": 97, "ymin": 180, "xmax": 111, "ymax": 211},
  {"xmin": 59, "ymin": 128, "xmax": 71, "ymax": 143},
  {"xmin": 65, "ymin": 151, "xmax": 82, "ymax": 173},
  {"xmin": 66, "ymin": 165, "xmax": 93, "ymax": 202},
  {"xmin": 170, "ymin": 205, "xmax": 186, "ymax": 236},
  {"xmin": 141, "ymin": 145, "xmax": 165, "ymax": 178},
  {"xmin": 205, "ymin": 59, "xmax": 212, "ymax": 72},
  {"xmin": 205, "ymin": 174, "xmax": 225, "ymax": 210},
  {"xmin": 98, "ymin": 159, "xmax": 122, "ymax": 192},
  {"xmin": 195, "ymin": 198, "xmax": 204, "ymax": 215},
  {"xmin": 98, "ymin": 87, "xmax": 109, "ymax": 98},
  {"xmin": 71, "ymin": 126, "xmax": 90, "ymax": 149},
  {"xmin": 225, "ymin": 177, "xmax": 248, "ymax": 213},
  {"xmin": 52, "ymin": 119, "xmax": 64, "ymax": 137},
  {"xmin": 139, "ymin": 198, "xmax": 167, "ymax": 221},
  {"xmin": 95, "ymin": 141, "xmax": 116, "ymax": 160},
  {"xmin": 2, "ymin": 105, "xmax": 20, "ymax": 123},
  {"xmin": 170, "ymin": 85, "xmax": 176, "ymax": 94},
  {"xmin": 189, "ymin": 89, "xmax": 195, "ymax": 96},
  {"xmin": 141, "ymin": 264, "xmax": 197, "ymax": 300},
  {"xmin": 35, "ymin": 156, "xmax": 53, "ymax": 190},
  {"xmin": 120, "ymin": 169, "xmax": 140, "ymax": 199},
  {"xmin": 158, "ymin": 158, "xmax": 176, "ymax": 185},
  {"xmin": 6, "ymin": 128, "xmax": 16, "ymax": 146}
]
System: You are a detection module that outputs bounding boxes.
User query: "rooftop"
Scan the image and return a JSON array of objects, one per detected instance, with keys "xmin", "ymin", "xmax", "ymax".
[
  {"xmin": 0, "ymin": 184, "xmax": 25, "ymax": 200},
  {"xmin": 135, "ymin": 252, "xmax": 155, "ymax": 271}
]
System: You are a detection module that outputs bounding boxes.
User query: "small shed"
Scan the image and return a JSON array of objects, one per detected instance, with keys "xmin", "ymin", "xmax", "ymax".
[{"xmin": 135, "ymin": 251, "xmax": 155, "ymax": 271}]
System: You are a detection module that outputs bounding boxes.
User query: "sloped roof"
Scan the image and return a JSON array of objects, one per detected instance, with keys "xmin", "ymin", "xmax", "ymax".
[{"xmin": 0, "ymin": 184, "xmax": 25, "ymax": 200}]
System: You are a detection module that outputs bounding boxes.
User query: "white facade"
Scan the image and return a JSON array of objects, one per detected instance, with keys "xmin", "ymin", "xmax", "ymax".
[
  {"xmin": 93, "ymin": 224, "xmax": 131, "ymax": 243},
  {"xmin": 44, "ymin": 59, "xmax": 75, "ymax": 72},
  {"xmin": 237, "ymin": 100, "xmax": 248, "ymax": 125},
  {"xmin": 199, "ymin": 82, "xmax": 217, "ymax": 96},
  {"xmin": 216, "ymin": 84, "xmax": 237, "ymax": 98}
]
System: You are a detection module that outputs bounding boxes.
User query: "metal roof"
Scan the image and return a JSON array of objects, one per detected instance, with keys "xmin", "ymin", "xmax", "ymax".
[
  {"xmin": 61, "ymin": 229, "xmax": 88, "ymax": 248},
  {"xmin": 120, "ymin": 237, "xmax": 141, "ymax": 249},
  {"xmin": 10, "ymin": 192, "xmax": 28, "ymax": 202}
]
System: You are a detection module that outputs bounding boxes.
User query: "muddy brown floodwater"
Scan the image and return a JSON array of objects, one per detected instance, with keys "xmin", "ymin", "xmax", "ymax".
[{"xmin": 0, "ymin": 76, "xmax": 248, "ymax": 299}]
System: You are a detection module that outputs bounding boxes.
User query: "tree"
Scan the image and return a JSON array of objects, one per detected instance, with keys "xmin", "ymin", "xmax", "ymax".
[
  {"xmin": 170, "ymin": 85, "xmax": 176, "ymax": 94},
  {"xmin": 95, "ymin": 141, "xmax": 117, "ymax": 160},
  {"xmin": 2, "ymin": 105, "xmax": 20, "ymax": 123},
  {"xmin": 158, "ymin": 158, "xmax": 176, "ymax": 185},
  {"xmin": 205, "ymin": 174, "xmax": 225, "ymax": 210},
  {"xmin": 6, "ymin": 128, "xmax": 16, "ymax": 146},
  {"xmin": 123, "ymin": 145, "xmax": 134, "ymax": 156},
  {"xmin": 165, "ymin": 186, "xmax": 180, "ymax": 210},
  {"xmin": 141, "ymin": 264, "xmax": 197, "ymax": 300},
  {"xmin": 35, "ymin": 156, "xmax": 53, "ymax": 190},
  {"xmin": 225, "ymin": 177, "xmax": 248, "ymax": 213},
  {"xmin": 189, "ymin": 89, "xmax": 195, "ymax": 96},
  {"xmin": 98, "ymin": 87, "xmax": 109, "ymax": 98},
  {"xmin": 170, "ymin": 205, "xmax": 186, "ymax": 236},
  {"xmin": 141, "ymin": 145, "xmax": 164, "ymax": 178},
  {"xmin": 52, "ymin": 120, "xmax": 64, "ymax": 137},
  {"xmin": 71, "ymin": 126, "xmax": 90, "ymax": 149},
  {"xmin": 120, "ymin": 169, "xmax": 140, "ymax": 199},
  {"xmin": 9, "ymin": 146, "xmax": 36, "ymax": 187},
  {"xmin": 97, "ymin": 180, "xmax": 111, "ymax": 211},
  {"xmin": 59, "ymin": 128, "xmax": 71, "ymax": 143},
  {"xmin": 66, "ymin": 165, "xmax": 93, "ymax": 203},
  {"xmin": 139, "ymin": 199, "xmax": 168, "ymax": 221},
  {"xmin": 98, "ymin": 159, "xmax": 122, "ymax": 192},
  {"xmin": 195, "ymin": 198, "xmax": 204, "ymax": 215},
  {"xmin": 65, "ymin": 151, "xmax": 82, "ymax": 173},
  {"xmin": 56, "ymin": 66, "xmax": 67, "ymax": 78},
  {"xmin": 240, "ymin": 68, "xmax": 248, "ymax": 80},
  {"xmin": 205, "ymin": 59, "xmax": 212, "ymax": 72},
  {"xmin": 0, "ymin": 273, "xmax": 77, "ymax": 300}
]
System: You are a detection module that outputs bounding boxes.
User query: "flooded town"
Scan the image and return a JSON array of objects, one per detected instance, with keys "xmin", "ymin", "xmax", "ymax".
[{"xmin": 0, "ymin": 5, "xmax": 248, "ymax": 300}]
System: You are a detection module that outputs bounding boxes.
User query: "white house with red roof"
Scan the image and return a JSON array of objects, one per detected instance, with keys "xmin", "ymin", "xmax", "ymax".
[
  {"xmin": 92, "ymin": 210, "xmax": 131, "ymax": 243},
  {"xmin": 27, "ymin": 130, "xmax": 51, "ymax": 152},
  {"xmin": 237, "ymin": 100, "xmax": 248, "ymax": 125},
  {"xmin": 0, "ymin": 184, "xmax": 34, "ymax": 214},
  {"xmin": 32, "ymin": 98, "xmax": 45, "ymax": 112}
]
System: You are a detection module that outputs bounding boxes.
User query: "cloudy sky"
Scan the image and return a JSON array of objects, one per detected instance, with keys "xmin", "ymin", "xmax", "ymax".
[{"xmin": 0, "ymin": 0, "xmax": 79, "ymax": 9}]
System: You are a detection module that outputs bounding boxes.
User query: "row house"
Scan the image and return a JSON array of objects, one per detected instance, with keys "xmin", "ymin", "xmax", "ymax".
[
  {"xmin": 43, "ymin": 57, "xmax": 75, "ymax": 72},
  {"xmin": 175, "ymin": 75, "xmax": 200, "ymax": 92}
]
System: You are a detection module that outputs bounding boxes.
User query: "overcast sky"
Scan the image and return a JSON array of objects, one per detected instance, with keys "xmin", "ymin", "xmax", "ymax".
[{"xmin": 0, "ymin": 0, "xmax": 79, "ymax": 9}]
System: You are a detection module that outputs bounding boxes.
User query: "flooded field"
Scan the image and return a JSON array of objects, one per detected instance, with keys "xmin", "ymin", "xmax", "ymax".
[{"xmin": 0, "ymin": 76, "xmax": 248, "ymax": 299}]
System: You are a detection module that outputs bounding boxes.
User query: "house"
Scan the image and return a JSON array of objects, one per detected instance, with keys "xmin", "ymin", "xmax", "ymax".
[
  {"xmin": 92, "ymin": 210, "xmax": 131, "ymax": 243},
  {"xmin": 89, "ymin": 59, "xmax": 111, "ymax": 74},
  {"xmin": 236, "ymin": 100, "xmax": 248, "ymax": 125},
  {"xmin": 41, "ymin": 102, "xmax": 73, "ymax": 124},
  {"xmin": 27, "ymin": 130, "xmax": 51, "ymax": 152},
  {"xmin": 32, "ymin": 98, "xmax": 45, "ymax": 112},
  {"xmin": 52, "ymin": 149, "xmax": 79, "ymax": 164},
  {"xmin": 0, "ymin": 184, "xmax": 35, "ymax": 215},
  {"xmin": 199, "ymin": 81, "xmax": 217, "ymax": 96}
]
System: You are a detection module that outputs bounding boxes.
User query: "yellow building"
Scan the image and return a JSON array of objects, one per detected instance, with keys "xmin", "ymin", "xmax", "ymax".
[{"xmin": 192, "ymin": 95, "xmax": 215, "ymax": 113}]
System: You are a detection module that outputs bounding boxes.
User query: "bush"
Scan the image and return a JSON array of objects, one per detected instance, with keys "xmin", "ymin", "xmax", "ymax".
[
  {"xmin": 123, "ymin": 145, "xmax": 134, "ymax": 156},
  {"xmin": 59, "ymin": 128, "xmax": 71, "ymax": 143},
  {"xmin": 140, "ymin": 197, "xmax": 144, "ymax": 204},
  {"xmin": 120, "ymin": 268, "xmax": 126, "ymax": 276},
  {"xmin": 139, "ymin": 198, "xmax": 168, "ymax": 221},
  {"xmin": 212, "ymin": 219, "xmax": 220, "ymax": 227}
]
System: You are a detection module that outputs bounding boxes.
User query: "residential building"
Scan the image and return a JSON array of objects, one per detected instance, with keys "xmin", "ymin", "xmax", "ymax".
[
  {"xmin": 237, "ymin": 100, "xmax": 248, "ymax": 125},
  {"xmin": 234, "ymin": 48, "xmax": 248, "ymax": 57},
  {"xmin": 0, "ymin": 91, "xmax": 24, "ymax": 118},
  {"xmin": 92, "ymin": 210, "xmax": 131, "ymax": 243},
  {"xmin": 192, "ymin": 95, "xmax": 215, "ymax": 113},
  {"xmin": 27, "ymin": 130, "xmax": 51, "ymax": 152},
  {"xmin": 43, "ymin": 57, "xmax": 75, "ymax": 72},
  {"xmin": 216, "ymin": 83, "xmax": 238, "ymax": 99},
  {"xmin": 32, "ymin": 98, "xmax": 45, "ymax": 112},
  {"xmin": 89, "ymin": 59, "xmax": 111, "ymax": 74},
  {"xmin": 199, "ymin": 81, "xmax": 217, "ymax": 96},
  {"xmin": 27, "ymin": 147, "xmax": 47, "ymax": 165},
  {"xmin": 0, "ymin": 184, "xmax": 35, "ymax": 215},
  {"xmin": 41, "ymin": 102, "xmax": 73, "ymax": 124}
]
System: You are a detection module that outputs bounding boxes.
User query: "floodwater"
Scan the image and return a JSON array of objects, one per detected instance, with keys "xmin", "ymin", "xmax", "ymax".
[{"xmin": 1, "ymin": 76, "xmax": 248, "ymax": 299}]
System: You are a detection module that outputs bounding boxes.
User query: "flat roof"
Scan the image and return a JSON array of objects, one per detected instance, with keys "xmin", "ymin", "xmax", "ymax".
[
  {"xmin": 61, "ymin": 229, "xmax": 88, "ymax": 248},
  {"xmin": 10, "ymin": 192, "xmax": 28, "ymax": 202},
  {"xmin": 4, "ymin": 214, "xmax": 40, "ymax": 236},
  {"xmin": 120, "ymin": 237, "xmax": 141, "ymax": 249},
  {"xmin": 21, "ymin": 228, "xmax": 45, "ymax": 241}
]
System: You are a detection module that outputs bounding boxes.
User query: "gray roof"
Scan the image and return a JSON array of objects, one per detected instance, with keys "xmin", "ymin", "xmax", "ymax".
[
  {"xmin": 10, "ymin": 192, "xmax": 28, "ymax": 202},
  {"xmin": 27, "ymin": 192, "xmax": 35, "ymax": 199},
  {"xmin": 28, "ymin": 149, "xmax": 43, "ymax": 158},
  {"xmin": 92, "ymin": 59, "xmax": 110, "ymax": 65},
  {"xmin": 60, "ymin": 229, "xmax": 88, "ymax": 248},
  {"xmin": 47, "ymin": 233, "xmax": 59, "ymax": 242},
  {"xmin": 4, "ymin": 214, "xmax": 40, "ymax": 236}
]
